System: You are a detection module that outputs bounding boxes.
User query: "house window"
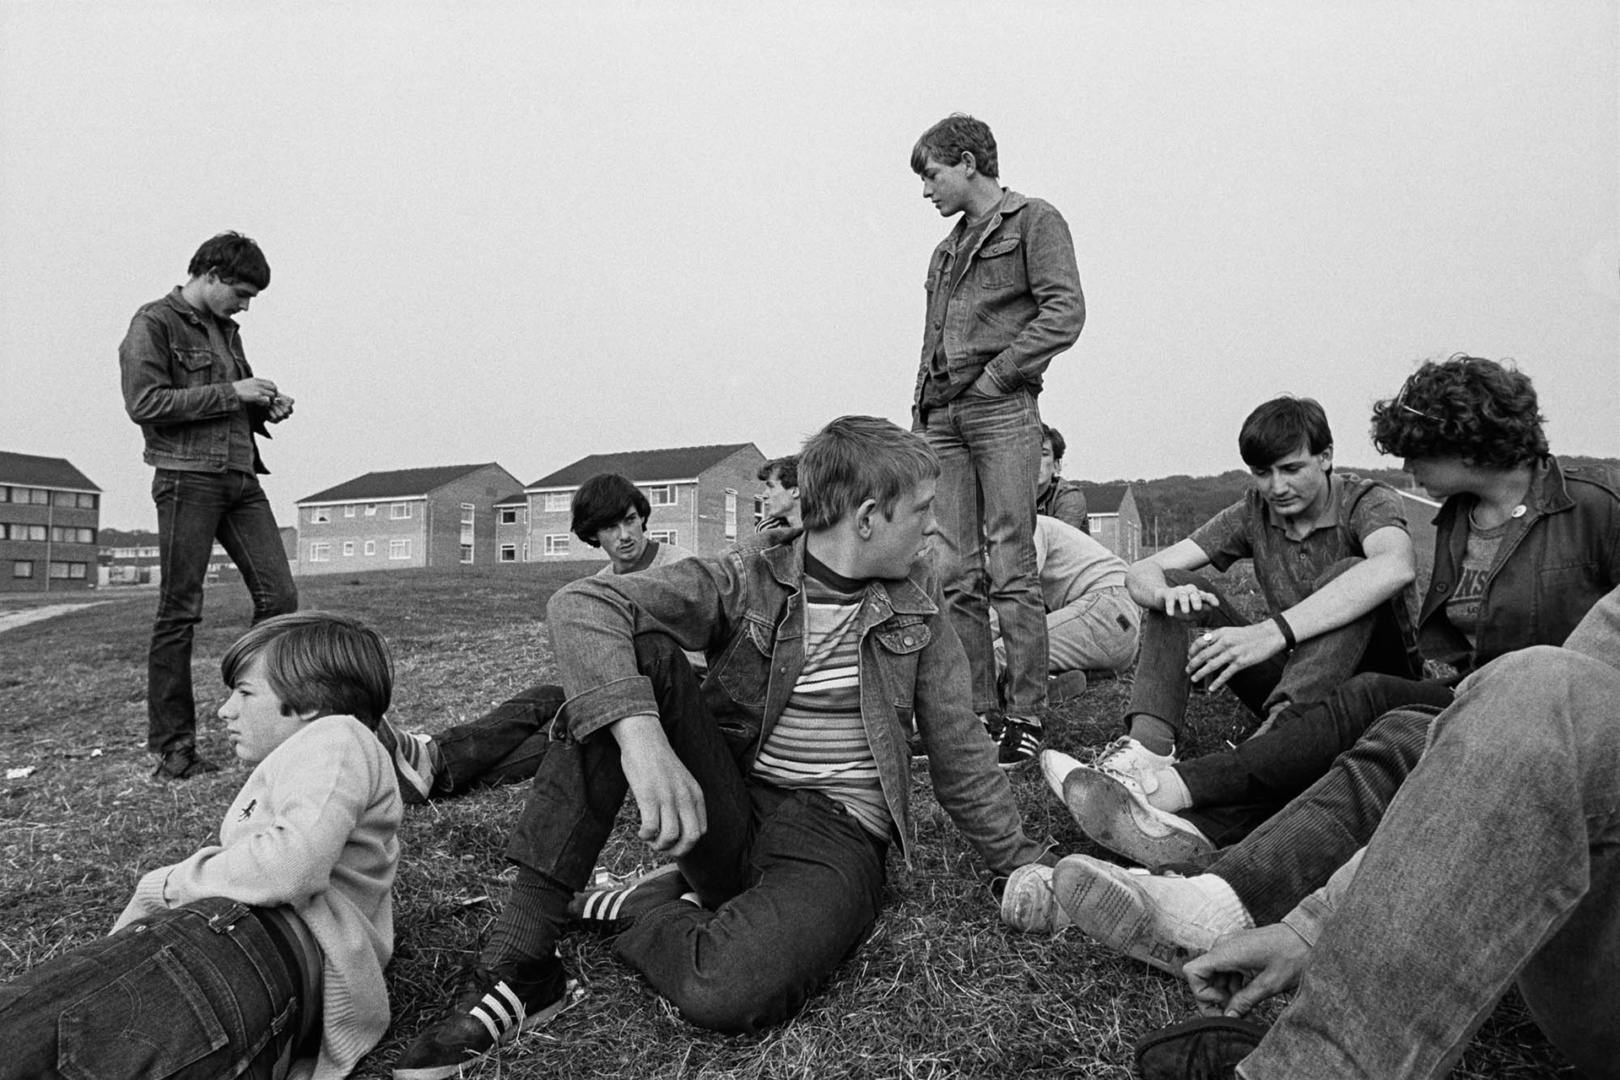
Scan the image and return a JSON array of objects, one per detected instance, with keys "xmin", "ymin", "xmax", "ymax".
[
  {"xmin": 28, "ymin": 488, "xmax": 50, "ymax": 504},
  {"xmin": 543, "ymin": 492, "xmax": 570, "ymax": 512},
  {"xmin": 51, "ymin": 491, "xmax": 76, "ymax": 506},
  {"xmin": 310, "ymin": 507, "xmax": 331, "ymax": 524},
  {"xmin": 544, "ymin": 534, "xmax": 570, "ymax": 556},
  {"xmin": 499, "ymin": 544, "xmax": 517, "ymax": 562},
  {"xmin": 18, "ymin": 525, "xmax": 47, "ymax": 541},
  {"xmin": 343, "ymin": 504, "xmax": 356, "ymax": 517},
  {"xmin": 51, "ymin": 527, "xmax": 96, "ymax": 544},
  {"xmin": 390, "ymin": 502, "xmax": 412, "ymax": 519},
  {"xmin": 308, "ymin": 542, "xmax": 331, "ymax": 562},
  {"xmin": 343, "ymin": 541, "xmax": 356, "ymax": 556},
  {"xmin": 460, "ymin": 544, "xmax": 474, "ymax": 563},
  {"xmin": 644, "ymin": 485, "xmax": 675, "ymax": 507},
  {"xmin": 724, "ymin": 489, "xmax": 738, "ymax": 540},
  {"xmin": 48, "ymin": 562, "xmax": 87, "ymax": 580},
  {"xmin": 499, "ymin": 507, "xmax": 520, "ymax": 525},
  {"xmin": 79, "ymin": 493, "xmax": 98, "ymax": 509},
  {"xmin": 12, "ymin": 560, "xmax": 33, "ymax": 578},
  {"xmin": 649, "ymin": 529, "xmax": 677, "ymax": 546},
  {"xmin": 364, "ymin": 540, "xmax": 376, "ymax": 556},
  {"xmin": 364, "ymin": 503, "xmax": 378, "ymax": 516},
  {"xmin": 460, "ymin": 503, "xmax": 475, "ymax": 562},
  {"xmin": 389, "ymin": 538, "xmax": 412, "ymax": 559},
  {"xmin": 0, "ymin": 486, "xmax": 8, "ymax": 502}
]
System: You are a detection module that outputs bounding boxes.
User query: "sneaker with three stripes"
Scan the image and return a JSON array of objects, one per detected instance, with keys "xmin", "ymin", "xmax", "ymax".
[
  {"xmin": 567, "ymin": 862, "xmax": 694, "ymax": 934},
  {"xmin": 392, "ymin": 958, "xmax": 579, "ymax": 1079}
]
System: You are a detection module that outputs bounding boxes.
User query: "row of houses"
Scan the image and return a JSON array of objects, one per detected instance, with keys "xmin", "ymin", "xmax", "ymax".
[{"xmin": 2, "ymin": 445, "xmax": 1149, "ymax": 593}]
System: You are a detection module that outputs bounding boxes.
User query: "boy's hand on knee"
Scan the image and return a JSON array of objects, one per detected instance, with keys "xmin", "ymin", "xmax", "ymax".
[
  {"xmin": 613, "ymin": 713, "xmax": 708, "ymax": 856},
  {"xmin": 1184, "ymin": 924, "xmax": 1311, "ymax": 1018}
]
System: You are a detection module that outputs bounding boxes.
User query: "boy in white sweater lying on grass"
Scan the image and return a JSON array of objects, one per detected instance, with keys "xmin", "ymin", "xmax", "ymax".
[{"xmin": 0, "ymin": 611, "xmax": 403, "ymax": 1080}]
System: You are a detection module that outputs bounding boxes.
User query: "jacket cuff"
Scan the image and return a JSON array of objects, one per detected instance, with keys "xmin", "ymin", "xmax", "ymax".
[{"xmin": 559, "ymin": 675, "xmax": 658, "ymax": 741}]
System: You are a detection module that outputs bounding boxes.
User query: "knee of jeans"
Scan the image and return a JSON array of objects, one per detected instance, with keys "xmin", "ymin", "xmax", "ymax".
[{"xmin": 667, "ymin": 968, "xmax": 805, "ymax": 1034}]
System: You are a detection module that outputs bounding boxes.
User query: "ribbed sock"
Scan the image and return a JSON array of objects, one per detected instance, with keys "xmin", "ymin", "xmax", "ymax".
[
  {"xmin": 1127, "ymin": 715, "xmax": 1177, "ymax": 757},
  {"xmin": 481, "ymin": 866, "xmax": 571, "ymax": 976}
]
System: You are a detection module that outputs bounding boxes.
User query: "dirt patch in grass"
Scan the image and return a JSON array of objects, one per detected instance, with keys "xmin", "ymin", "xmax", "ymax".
[{"xmin": 0, "ymin": 563, "xmax": 1570, "ymax": 1077}]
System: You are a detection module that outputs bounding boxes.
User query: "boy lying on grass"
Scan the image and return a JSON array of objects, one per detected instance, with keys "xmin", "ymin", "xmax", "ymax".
[{"xmin": 0, "ymin": 612, "xmax": 403, "ymax": 1080}]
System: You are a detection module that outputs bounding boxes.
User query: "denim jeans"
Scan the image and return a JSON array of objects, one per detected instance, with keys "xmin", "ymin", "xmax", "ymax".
[
  {"xmin": 1240, "ymin": 646, "xmax": 1620, "ymax": 1079},
  {"xmin": 150, "ymin": 469, "xmax": 297, "ymax": 754},
  {"xmin": 433, "ymin": 683, "xmax": 565, "ymax": 795},
  {"xmin": 916, "ymin": 389, "xmax": 1047, "ymax": 717},
  {"xmin": 1198, "ymin": 705, "xmax": 1436, "ymax": 923},
  {"xmin": 1176, "ymin": 674, "xmax": 1455, "ymax": 846},
  {"xmin": 1128, "ymin": 565, "xmax": 1411, "ymax": 738},
  {"xmin": 501, "ymin": 634, "xmax": 887, "ymax": 1032},
  {"xmin": 0, "ymin": 898, "xmax": 306, "ymax": 1080}
]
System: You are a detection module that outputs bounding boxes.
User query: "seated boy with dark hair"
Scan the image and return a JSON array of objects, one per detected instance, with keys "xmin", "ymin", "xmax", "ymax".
[
  {"xmin": 756, "ymin": 455, "xmax": 802, "ymax": 530},
  {"xmin": 0, "ymin": 612, "xmax": 403, "ymax": 1080},
  {"xmin": 394, "ymin": 416, "xmax": 1048, "ymax": 1078}
]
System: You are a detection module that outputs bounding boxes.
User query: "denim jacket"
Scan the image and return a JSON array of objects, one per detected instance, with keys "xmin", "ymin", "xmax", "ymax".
[
  {"xmin": 545, "ymin": 531, "xmax": 1047, "ymax": 874},
  {"xmin": 119, "ymin": 288, "xmax": 272, "ymax": 473},
  {"xmin": 914, "ymin": 189, "xmax": 1085, "ymax": 415},
  {"xmin": 1419, "ymin": 456, "xmax": 1620, "ymax": 677}
]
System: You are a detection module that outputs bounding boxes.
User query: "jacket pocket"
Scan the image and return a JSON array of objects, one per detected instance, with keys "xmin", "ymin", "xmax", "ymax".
[
  {"xmin": 875, "ymin": 620, "xmax": 929, "ymax": 720},
  {"xmin": 173, "ymin": 347, "xmax": 218, "ymax": 388},
  {"xmin": 715, "ymin": 613, "xmax": 775, "ymax": 710},
  {"xmin": 975, "ymin": 236, "xmax": 1021, "ymax": 289}
]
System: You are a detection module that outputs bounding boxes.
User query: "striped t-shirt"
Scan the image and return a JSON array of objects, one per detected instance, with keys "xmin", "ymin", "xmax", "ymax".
[{"xmin": 752, "ymin": 558, "xmax": 891, "ymax": 839}]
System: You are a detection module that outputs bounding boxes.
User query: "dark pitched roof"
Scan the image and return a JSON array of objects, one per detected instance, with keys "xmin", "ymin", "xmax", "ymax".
[
  {"xmin": 493, "ymin": 490, "xmax": 528, "ymax": 507},
  {"xmin": 529, "ymin": 444, "xmax": 757, "ymax": 489},
  {"xmin": 300, "ymin": 464, "xmax": 501, "ymax": 503},
  {"xmin": 0, "ymin": 450, "xmax": 100, "ymax": 491},
  {"xmin": 1081, "ymin": 482, "xmax": 1133, "ymax": 514}
]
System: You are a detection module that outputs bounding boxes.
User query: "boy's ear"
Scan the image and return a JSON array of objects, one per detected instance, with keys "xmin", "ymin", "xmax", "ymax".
[{"xmin": 853, "ymin": 497, "xmax": 880, "ymax": 539}]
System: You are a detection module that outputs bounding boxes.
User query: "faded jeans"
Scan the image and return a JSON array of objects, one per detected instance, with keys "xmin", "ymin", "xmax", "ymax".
[
  {"xmin": 500, "ymin": 634, "xmax": 887, "ymax": 1032},
  {"xmin": 0, "ymin": 898, "xmax": 307, "ymax": 1080},
  {"xmin": 1128, "ymin": 565, "xmax": 1411, "ymax": 739},
  {"xmin": 916, "ymin": 388, "xmax": 1048, "ymax": 717},
  {"xmin": 149, "ymin": 469, "xmax": 297, "ymax": 754},
  {"xmin": 1239, "ymin": 646, "xmax": 1620, "ymax": 1079}
]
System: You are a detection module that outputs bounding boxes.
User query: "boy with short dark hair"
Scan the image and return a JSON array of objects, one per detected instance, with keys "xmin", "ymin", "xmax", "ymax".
[
  {"xmin": 572, "ymin": 472, "xmax": 692, "ymax": 575},
  {"xmin": 1, "ymin": 612, "xmax": 403, "ymax": 1080},
  {"xmin": 1036, "ymin": 424, "xmax": 1089, "ymax": 533},
  {"xmin": 121, "ymin": 230, "xmax": 300, "ymax": 780},
  {"xmin": 394, "ymin": 416, "xmax": 1047, "ymax": 1079},
  {"xmin": 756, "ymin": 455, "xmax": 801, "ymax": 530}
]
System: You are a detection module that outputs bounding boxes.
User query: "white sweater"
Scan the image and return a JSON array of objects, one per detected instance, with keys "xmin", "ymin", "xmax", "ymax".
[{"xmin": 116, "ymin": 714, "xmax": 403, "ymax": 1080}]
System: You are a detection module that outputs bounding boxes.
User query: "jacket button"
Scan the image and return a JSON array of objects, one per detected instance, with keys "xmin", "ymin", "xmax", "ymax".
[
  {"xmin": 1434, "ymin": 581, "xmax": 1449, "ymax": 592},
  {"xmin": 903, "ymin": 636, "xmax": 915, "ymax": 646}
]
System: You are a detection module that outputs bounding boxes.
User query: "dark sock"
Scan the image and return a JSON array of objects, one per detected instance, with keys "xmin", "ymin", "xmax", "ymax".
[
  {"xmin": 480, "ymin": 866, "xmax": 570, "ymax": 977},
  {"xmin": 1126, "ymin": 714, "xmax": 1177, "ymax": 756}
]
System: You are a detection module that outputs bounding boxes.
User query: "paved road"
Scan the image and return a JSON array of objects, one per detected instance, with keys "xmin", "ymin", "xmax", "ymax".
[{"xmin": 0, "ymin": 602, "xmax": 109, "ymax": 635}]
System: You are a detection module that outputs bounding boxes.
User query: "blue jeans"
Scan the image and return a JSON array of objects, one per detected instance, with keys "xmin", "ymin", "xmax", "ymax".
[
  {"xmin": 500, "ymin": 634, "xmax": 887, "ymax": 1032},
  {"xmin": 1240, "ymin": 646, "xmax": 1620, "ymax": 1078},
  {"xmin": 916, "ymin": 389, "xmax": 1047, "ymax": 717},
  {"xmin": 1128, "ymin": 565, "xmax": 1412, "ymax": 738},
  {"xmin": 0, "ymin": 898, "xmax": 306, "ymax": 1080},
  {"xmin": 149, "ymin": 469, "xmax": 297, "ymax": 754}
]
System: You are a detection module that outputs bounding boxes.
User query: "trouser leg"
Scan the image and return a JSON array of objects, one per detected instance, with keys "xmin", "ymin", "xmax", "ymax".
[
  {"xmin": 434, "ymin": 683, "xmax": 567, "ymax": 794},
  {"xmin": 1178, "ymin": 675, "xmax": 1452, "ymax": 846},
  {"xmin": 1205, "ymin": 706, "xmax": 1435, "ymax": 924},
  {"xmin": 214, "ymin": 472, "xmax": 298, "ymax": 626},
  {"xmin": 918, "ymin": 407, "xmax": 995, "ymax": 714},
  {"xmin": 1044, "ymin": 587, "xmax": 1140, "ymax": 675},
  {"xmin": 1241, "ymin": 647, "xmax": 1620, "ymax": 1079},
  {"xmin": 494, "ymin": 635, "xmax": 751, "ymax": 963},
  {"xmin": 148, "ymin": 470, "xmax": 226, "ymax": 754},
  {"xmin": 614, "ymin": 785, "xmax": 887, "ymax": 1033}
]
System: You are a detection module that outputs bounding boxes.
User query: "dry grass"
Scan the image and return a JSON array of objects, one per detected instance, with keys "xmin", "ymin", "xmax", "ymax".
[{"xmin": 0, "ymin": 565, "xmax": 1571, "ymax": 1077}]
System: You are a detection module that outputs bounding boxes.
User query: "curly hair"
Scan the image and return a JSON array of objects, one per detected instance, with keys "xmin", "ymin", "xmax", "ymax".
[{"xmin": 1370, "ymin": 355, "xmax": 1547, "ymax": 469}]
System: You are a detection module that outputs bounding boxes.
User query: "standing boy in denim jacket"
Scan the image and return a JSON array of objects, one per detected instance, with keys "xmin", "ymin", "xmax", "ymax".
[
  {"xmin": 395, "ymin": 416, "xmax": 1049, "ymax": 1079},
  {"xmin": 119, "ymin": 232, "xmax": 299, "ymax": 779},
  {"xmin": 910, "ymin": 113, "xmax": 1086, "ymax": 766}
]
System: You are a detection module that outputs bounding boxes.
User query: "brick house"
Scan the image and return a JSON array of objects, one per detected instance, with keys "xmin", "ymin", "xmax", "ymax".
[
  {"xmin": 1082, "ymin": 482, "xmax": 1144, "ymax": 562},
  {"xmin": 522, "ymin": 443, "xmax": 766, "ymax": 564},
  {"xmin": 493, "ymin": 490, "xmax": 529, "ymax": 564},
  {"xmin": 1, "ymin": 451, "xmax": 101, "ymax": 593},
  {"xmin": 296, "ymin": 463, "xmax": 521, "ymax": 575}
]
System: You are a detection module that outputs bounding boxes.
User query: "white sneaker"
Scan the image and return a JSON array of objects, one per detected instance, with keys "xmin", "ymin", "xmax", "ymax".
[
  {"xmin": 1000, "ymin": 863, "xmax": 1071, "ymax": 935},
  {"xmin": 1092, "ymin": 735, "xmax": 1177, "ymax": 782},
  {"xmin": 1051, "ymin": 855, "xmax": 1251, "ymax": 975},
  {"xmin": 1064, "ymin": 764, "xmax": 1214, "ymax": 868}
]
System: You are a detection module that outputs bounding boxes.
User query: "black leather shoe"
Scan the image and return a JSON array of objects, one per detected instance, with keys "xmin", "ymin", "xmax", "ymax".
[
  {"xmin": 153, "ymin": 748, "xmax": 220, "ymax": 780},
  {"xmin": 1134, "ymin": 1015, "xmax": 1267, "ymax": 1079}
]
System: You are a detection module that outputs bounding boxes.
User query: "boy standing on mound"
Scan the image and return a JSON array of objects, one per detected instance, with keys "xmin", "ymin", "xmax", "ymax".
[{"xmin": 395, "ymin": 416, "xmax": 1048, "ymax": 1078}]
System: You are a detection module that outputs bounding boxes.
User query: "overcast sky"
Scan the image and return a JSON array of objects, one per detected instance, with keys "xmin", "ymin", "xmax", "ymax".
[{"xmin": 3, "ymin": 0, "xmax": 1616, "ymax": 530}]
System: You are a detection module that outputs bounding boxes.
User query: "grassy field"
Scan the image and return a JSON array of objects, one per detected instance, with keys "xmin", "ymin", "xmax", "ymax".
[{"xmin": 0, "ymin": 566, "xmax": 1569, "ymax": 1078}]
